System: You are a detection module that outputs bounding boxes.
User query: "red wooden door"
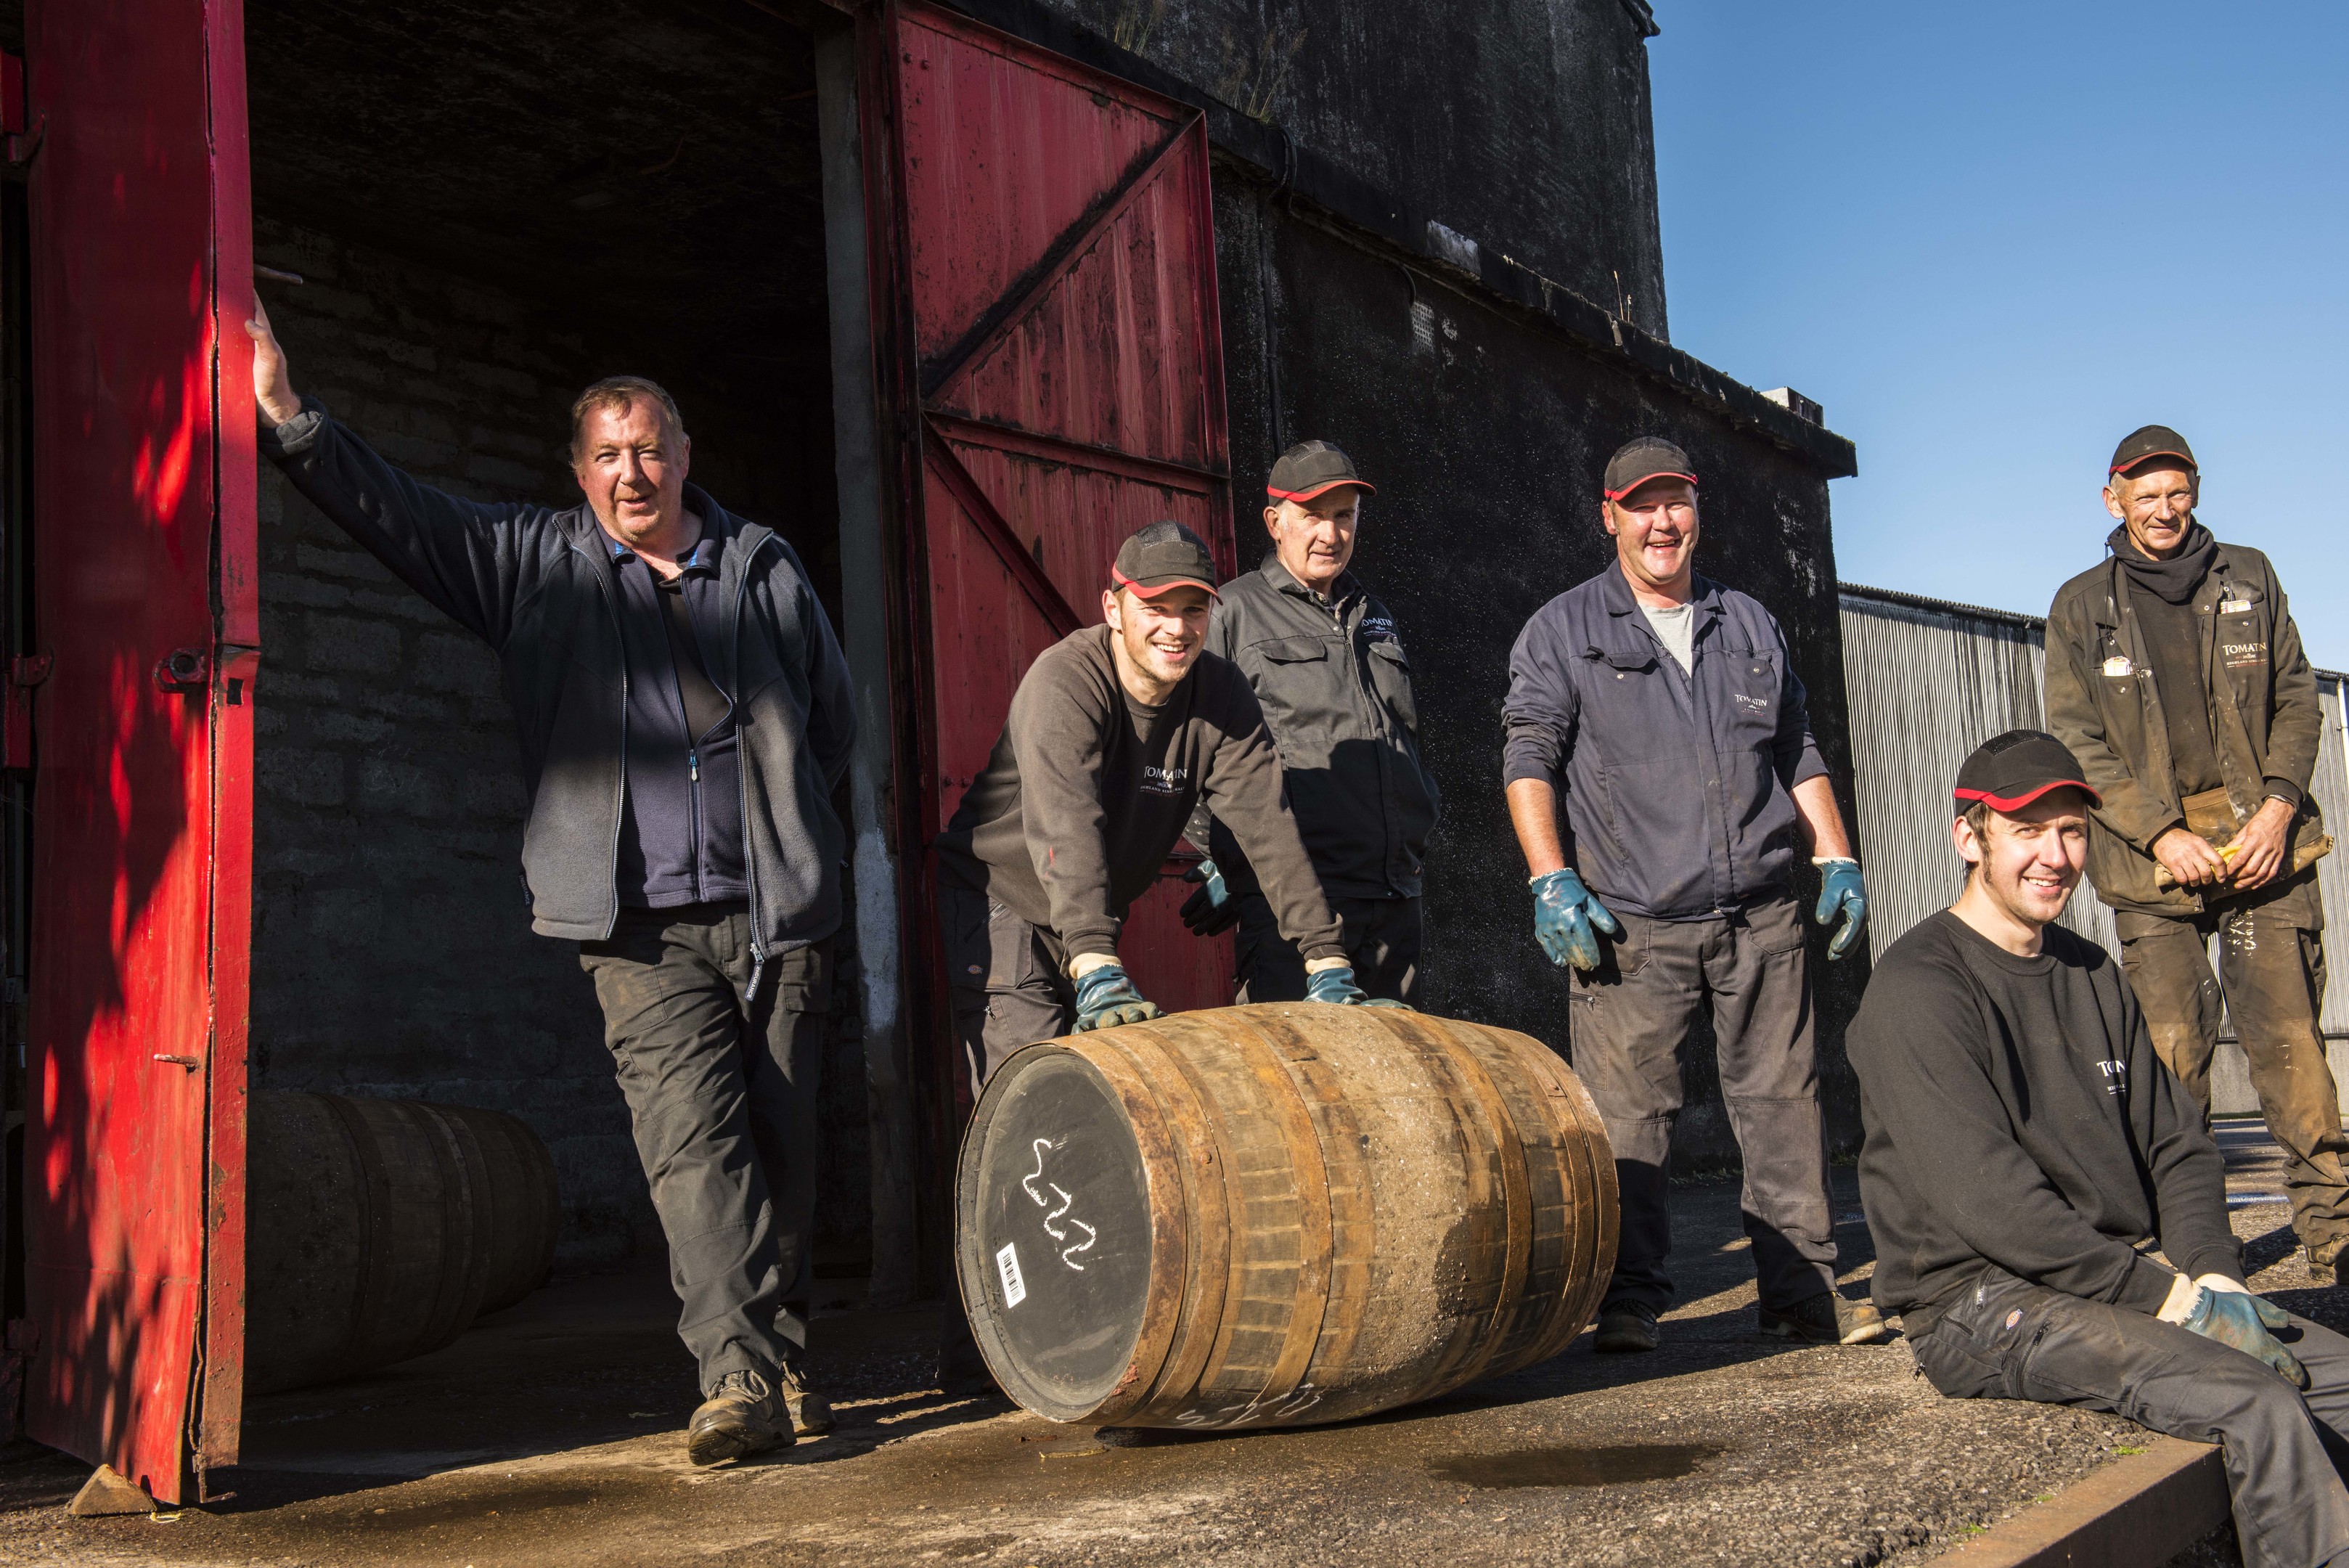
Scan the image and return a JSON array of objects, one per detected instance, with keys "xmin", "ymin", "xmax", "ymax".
[
  {"xmin": 22, "ymin": 0, "xmax": 256, "ymax": 1504},
  {"xmin": 870, "ymin": 1, "xmax": 1237, "ymax": 1023}
]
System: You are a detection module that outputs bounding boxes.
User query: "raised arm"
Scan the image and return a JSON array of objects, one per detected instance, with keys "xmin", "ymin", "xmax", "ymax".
[{"xmin": 250, "ymin": 300, "xmax": 547, "ymax": 648}]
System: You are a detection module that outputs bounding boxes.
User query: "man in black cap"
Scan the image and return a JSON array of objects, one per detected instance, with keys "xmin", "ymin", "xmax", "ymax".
[
  {"xmin": 2045, "ymin": 425, "xmax": 2346, "ymax": 1281},
  {"xmin": 1502, "ymin": 436, "xmax": 1879, "ymax": 1354},
  {"xmin": 935, "ymin": 520, "xmax": 1393, "ymax": 1090},
  {"xmin": 1850, "ymin": 729, "xmax": 2349, "ymax": 1568},
  {"xmin": 1175, "ymin": 441, "xmax": 1441, "ymax": 1005}
]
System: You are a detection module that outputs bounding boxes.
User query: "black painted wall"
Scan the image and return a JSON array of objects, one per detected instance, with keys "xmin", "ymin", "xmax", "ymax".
[
  {"xmin": 1213, "ymin": 187, "xmax": 1865, "ymax": 1167},
  {"xmin": 1036, "ymin": 0, "xmax": 1670, "ymax": 340}
]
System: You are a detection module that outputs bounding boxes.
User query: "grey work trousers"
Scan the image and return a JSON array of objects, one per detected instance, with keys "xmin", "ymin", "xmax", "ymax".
[
  {"xmin": 1233, "ymin": 891, "xmax": 1422, "ymax": 1008},
  {"xmin": 942, "ymin": 886, "xmax": 1075, "ymax": 1090},
  {"xmin": 579, "ymin": 904, "xmax": 831, "ymax": 1395},
  {"xmin": 1915, "ymin": 1266, "xmax": 2349, "ymax": 1568},
  {"xmin": 1566, "ymin": 894, "xmax": 1837, "ymax": 1315},
  {"xmin": 2115, "ymin": 870, "xmax": 2349, "ymax": 1258}
]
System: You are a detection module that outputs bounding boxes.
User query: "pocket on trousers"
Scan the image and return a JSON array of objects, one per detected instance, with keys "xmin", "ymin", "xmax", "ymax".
[
  {"xmin": 1748, "ymin": 897, "xmax": 1808, "ymax": 957},
  {"xmin": 772, "ymin": 949, "xmax": 835, "ymax": 1016},
  {"xmin": 1911, "ymin": 1321, "xmax": 2005, "ymax": 1400}
]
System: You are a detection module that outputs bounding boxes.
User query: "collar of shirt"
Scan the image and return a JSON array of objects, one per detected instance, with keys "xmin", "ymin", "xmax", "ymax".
[
  {"xmin": 605, "ymin": 523, "xmax": 720, "ymax": 579},
  {"xmin": 1596, "ymin": 560, "xmax": 1724, "ymax": 626},
  {"xmin": 1260, "ymin": 552, "xmax": 1360, "ymax": 612}
]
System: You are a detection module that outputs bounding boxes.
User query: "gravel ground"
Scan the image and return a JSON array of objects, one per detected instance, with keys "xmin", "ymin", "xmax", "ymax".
[{"xmin": 0, "ymin": 1120, "xmax": 2316, "ymax": 1567}]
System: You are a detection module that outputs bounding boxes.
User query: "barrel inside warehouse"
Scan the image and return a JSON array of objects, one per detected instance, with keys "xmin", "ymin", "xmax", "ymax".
[
  {"xmin": 956, "ymin": 1004, "xmax": 1618, "ymax": 1429},
  {"xmin": 245, "ymin": 1091, "xmax": 562, "ymax": 1395}
]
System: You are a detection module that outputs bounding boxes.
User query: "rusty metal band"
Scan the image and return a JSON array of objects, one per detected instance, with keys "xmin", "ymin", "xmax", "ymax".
[
  {"xmin": 1100, "ymin": 1029, "xmax": 1232, "ymax": 1420},
  {"xmin": 1217, "ymin": 1011, "xmax": 1336, "ymax": 1408},
  {"xmin": 317, "ymin": 1093, "xmax": 391, "ymax": 1374},
  {"xmin": 1069, "ymin": 1042, "xmax": 1190, "ymax": 1425},
  {"xmin": 1511, "ymin": 1030, "xmax": 1619, "ymax": 1350},
  {"xmin": 1415, "ymin": 1020, "xmax": 1534, "ymax": 1392}
]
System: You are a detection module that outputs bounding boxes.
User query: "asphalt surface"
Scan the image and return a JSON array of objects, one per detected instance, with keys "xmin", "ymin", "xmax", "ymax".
[{"xmin": 0, "ymin": 1119, "xmax": 2324, "ymax": 1567}]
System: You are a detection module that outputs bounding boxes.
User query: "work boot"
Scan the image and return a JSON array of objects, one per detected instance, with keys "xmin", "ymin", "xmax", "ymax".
[
  {"xmin": 1593, "ymin": 1301, "xmax": 1660, "ymax": 1354},
  {"xmin": 686, "ymin": 1369, "xmax": 793, "ymax": 1466},
  {"xmin": 1758, "ymin": 1291, "xmax": 1892, "ymax": 1346},
  {"xmin": 2304, "ymin": 1241, "xmax": 2349, "ymax": 1289},
  {"xmin": 778, "ymin": 1361, "xmax": 835, "ymax": 1437}
]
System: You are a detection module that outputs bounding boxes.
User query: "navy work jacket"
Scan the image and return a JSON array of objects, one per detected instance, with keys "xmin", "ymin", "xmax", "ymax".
[{"xmin": 1502, "ymin": 565, "xmax": 1828, "ymax": 919}]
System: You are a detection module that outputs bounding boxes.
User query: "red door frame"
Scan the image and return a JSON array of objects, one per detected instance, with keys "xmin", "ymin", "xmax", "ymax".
[
  {"xmin": 20, "ymin": 0, "xmax": 255, "ymax": 1503},
  {"xmin": 857, "ymin": 0, "xmax": 1236, "ymax": 1238}
]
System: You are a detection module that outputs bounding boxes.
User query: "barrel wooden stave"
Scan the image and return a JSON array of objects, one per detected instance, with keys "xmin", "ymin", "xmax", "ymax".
[
  {"xmin": 957, "ymin": 1003, "xmax": 1617, "ymax": 1431},
  {"xmin": 245, "ymin": 1091, "xmax": 560, "ymax": 1395}
]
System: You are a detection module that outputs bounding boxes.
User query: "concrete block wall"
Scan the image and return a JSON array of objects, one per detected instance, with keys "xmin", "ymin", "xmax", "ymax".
[{"xmin": 248, "ymin": 214, "xmax": 870, "ymax": 1273}]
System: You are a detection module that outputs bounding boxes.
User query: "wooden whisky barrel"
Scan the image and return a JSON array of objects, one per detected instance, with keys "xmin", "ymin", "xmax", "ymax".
[
  {"xmin": 245, "ymin": 1091, "xmax": 561, "ymax": 1395},
  {"xmin": 955, "ymin": 1004, "xmax": 1617, "ymax": 1429}
]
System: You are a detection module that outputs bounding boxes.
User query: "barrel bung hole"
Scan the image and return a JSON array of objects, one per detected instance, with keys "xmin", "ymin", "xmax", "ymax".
[{"xmin": 1431, "ymin": 1442, "xmax": 1725, "ymax": 1490}]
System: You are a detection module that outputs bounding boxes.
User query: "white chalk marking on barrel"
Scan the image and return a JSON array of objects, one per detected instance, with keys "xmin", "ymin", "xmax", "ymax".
[
  {"xmin": 1021, "ymin": 1138, "xmax": 1099, "ymax": 1271},
  {"xmin": 997, "ymin": 1242, "xmax": 1027, "ymax": 1308}
]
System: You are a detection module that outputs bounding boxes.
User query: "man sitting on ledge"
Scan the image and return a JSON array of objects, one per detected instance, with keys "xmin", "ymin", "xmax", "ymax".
[{"xmin": 1847, "ymin": 728, "xmax": 2349, "ymax": 1568}]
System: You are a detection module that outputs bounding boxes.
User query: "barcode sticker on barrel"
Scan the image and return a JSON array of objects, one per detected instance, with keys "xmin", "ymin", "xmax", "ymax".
[{"xmin": 997, "ymin": 1242, "xmax": 1027, "ymax": 1308}]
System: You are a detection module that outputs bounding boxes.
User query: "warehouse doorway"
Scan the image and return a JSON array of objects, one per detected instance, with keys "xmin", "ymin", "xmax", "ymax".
[{"xmin": 15, "ymin": 0, "xmax": 1233, "ymax": 1504}]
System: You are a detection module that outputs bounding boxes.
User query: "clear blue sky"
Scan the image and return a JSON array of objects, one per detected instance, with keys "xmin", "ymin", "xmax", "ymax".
[{"xmin": 1649, "ymin": 2, "xmax": 2349, "ymax": 671}]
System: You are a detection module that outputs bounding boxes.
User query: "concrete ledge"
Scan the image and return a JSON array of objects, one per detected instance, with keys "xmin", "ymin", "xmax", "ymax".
[{"xmin": 1938, "ymin": 1436, "xmax": 2229, "ymax": 1567}]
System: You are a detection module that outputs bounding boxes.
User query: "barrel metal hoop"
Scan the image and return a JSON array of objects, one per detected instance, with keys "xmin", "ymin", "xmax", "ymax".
[
  {"xmin": 1132, "ymin": 1021, "xmax": 1259, "ymax": 1407},
  {"xmin": 1430, "ymin": 1022, "xmax": 1542, "ymax": 1385},
  {"xmin": 1379, "ymin": 1011, "xmax": 1530, "ymax": 1408},
  {"xmin": 1509, "ymin": 1030, "xmax": 1620, "ymax": 1349},
  {"xmin": 316, "ymin": 1093, "xmax": 391, "ymax": 1374},
  {"xmin": 1214, "ymin": 1010, "xmax": 1337, "ymax": 1410},
  {"xmin": 1103, "ymin": 1029, "xmax": 1233, "ymax": 1421},
  {"xmin": 425, "ymin": 1106, "xmax": 496, "ymax": 1340},
  {"xmin": 1066, "ymin": 1042, "xmax": 1190, "ymax": 1426}
]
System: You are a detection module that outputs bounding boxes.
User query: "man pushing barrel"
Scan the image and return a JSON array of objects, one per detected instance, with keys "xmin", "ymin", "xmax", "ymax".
[
  {"xmin": 931, "ymin": 520, "xmax": 1396, "ymax": 1397},
  {"xmin": 935, "ymin": 520, "xmax": 1397, "ymax": 1090}
]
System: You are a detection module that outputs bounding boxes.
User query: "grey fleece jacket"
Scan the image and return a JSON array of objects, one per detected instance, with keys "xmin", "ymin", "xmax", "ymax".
[
  {"xmin": 935, "ymin": 626, "xmax": 1344, "ymax": 965},
  {"xmin": 260, "ymin": 399, "xmax": 857, "ymax": 967}
]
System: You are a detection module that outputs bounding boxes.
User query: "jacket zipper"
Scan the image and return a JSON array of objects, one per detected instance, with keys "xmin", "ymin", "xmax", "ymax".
[
  {"xmin": 571, "ymin": 536, "xmax": 629, "ymax": 939},
  {"xmin": 733, "ymin": 533, "xmax": 778, "ymax": 1005}
]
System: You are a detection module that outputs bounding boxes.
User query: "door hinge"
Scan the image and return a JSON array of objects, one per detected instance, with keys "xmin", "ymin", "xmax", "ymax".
[{"xmin": 1, "ymin": 653, "xmax": 47, "ymax": 773}]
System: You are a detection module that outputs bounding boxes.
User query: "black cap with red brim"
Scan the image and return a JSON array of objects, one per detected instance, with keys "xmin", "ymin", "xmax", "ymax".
[
  {"xmin": 1267, "ymin": 440, "xmax": 1374, "ymax": 503},
  {"xmin": 1111, "ymin": 519, "xmax": 1220, "ymax": 599},
  {"xmin": 1952, "ymin": 729, "xmax": 2102, "ymax": 815},
  {"xmin": 1603, "ymin": 436, "xmax": 1699, "ymax": 502},
  {"xmin": 2109, "ymin": 424, "xmax": 2198, "ymax": 477}
]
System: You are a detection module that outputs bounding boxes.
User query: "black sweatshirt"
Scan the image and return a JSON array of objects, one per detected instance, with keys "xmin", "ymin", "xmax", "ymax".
[
  {"xmin": 1847, "ymin": 911, "xmax": 2239, "ymax": 1334},
  {"xmin": 936, "ymin": 626, "xmax": 1344, "ymax": 965}
]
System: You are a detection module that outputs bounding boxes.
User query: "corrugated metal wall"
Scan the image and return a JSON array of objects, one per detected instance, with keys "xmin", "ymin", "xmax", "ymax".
[{"xmin": 1839, "ymin": 585, "xmax": 2349, "ymax": 1114}]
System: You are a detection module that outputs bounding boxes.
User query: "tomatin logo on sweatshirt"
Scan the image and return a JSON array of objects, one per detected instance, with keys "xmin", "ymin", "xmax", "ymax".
[{"xmin": 1140, "ymin": 764, "xmax": 1190, "ymax": 796}]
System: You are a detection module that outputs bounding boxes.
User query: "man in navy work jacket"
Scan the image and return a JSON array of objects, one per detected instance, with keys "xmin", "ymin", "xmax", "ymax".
[
  {"xmin": 1850, "ymin": 730, "xmax": 2349, "ymax": 1568},
  {"xmin": 247, "ymin": 303, "xmax": 854, "ymax": 1467},
  {"xmin": 1502, "ymin": 436, "xmax": 1879, "ymax": 1355},
  {"xmin": 1177, "ymin": 441, "xmax": 1442, "ymax": 1005}
]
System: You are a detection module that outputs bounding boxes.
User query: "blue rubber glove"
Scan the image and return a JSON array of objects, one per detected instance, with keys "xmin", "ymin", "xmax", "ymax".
[
  {"xmin": 1071, "ymin": 963, "xmax": 1164, "ymax": 1032},
  {"xmin": 1179, "ymin": 859, "xmax": 1241, "ymax": 936},
  {"xmin": 1302, "ymin": 963, "xmax": 1408, "ymax": 1008},
  {"xmin": 2182, "ymin": 1286, "xmax": 2309, "ymax": 1388},
  {"xmin": 1813, "ymin": 858, "xmax": 1868, "ymax": 961},
  {"xmin": 1530, "ymin": 868, "xmax": 1622, "ymax": 973},
  {"xmin": 1305, "ymin": 963, "xmax": 1369, "ymax": 1005}
]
